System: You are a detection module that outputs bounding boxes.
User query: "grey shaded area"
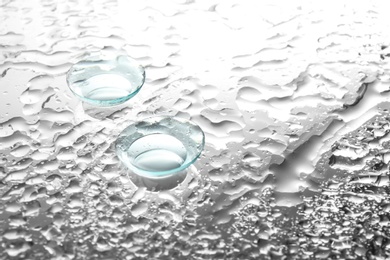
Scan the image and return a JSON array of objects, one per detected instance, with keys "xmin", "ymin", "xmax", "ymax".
[{"xmin": 1, "ymin": 0, "xmax": 390, "ymax": 259}]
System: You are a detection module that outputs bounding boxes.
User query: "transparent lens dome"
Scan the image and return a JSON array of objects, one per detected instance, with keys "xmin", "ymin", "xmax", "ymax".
[
  {"xmin": 66, "ymin": 51, "xmax": 145, "ymax": 106},
  {"xmin": 115, "ymin": 117, "xmax": 205, "ymax": 179}
]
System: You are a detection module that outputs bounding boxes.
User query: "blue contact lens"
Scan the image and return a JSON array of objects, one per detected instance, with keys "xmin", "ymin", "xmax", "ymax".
[
  {"xmin": 116, "ymin": 117, "xmax": 205, "ymax": 179},
  {"xmin": 66, "ymin": 51, "xmax": 145, "ymax": 106}
]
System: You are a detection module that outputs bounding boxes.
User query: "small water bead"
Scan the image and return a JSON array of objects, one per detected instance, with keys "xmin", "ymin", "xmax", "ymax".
[
  {"xmin": 66, "ymin": 51, "xmax": 145, "ymax": 106},
  {"xmin": 116, "ymin": 117, "xmax": 205, "ymax": 179}
]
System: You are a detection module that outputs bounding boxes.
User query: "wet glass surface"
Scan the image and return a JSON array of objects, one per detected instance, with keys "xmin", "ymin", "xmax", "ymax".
[{"xmin": 1, "ymin": 0, "xmax": 390, "ymax": 259}]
